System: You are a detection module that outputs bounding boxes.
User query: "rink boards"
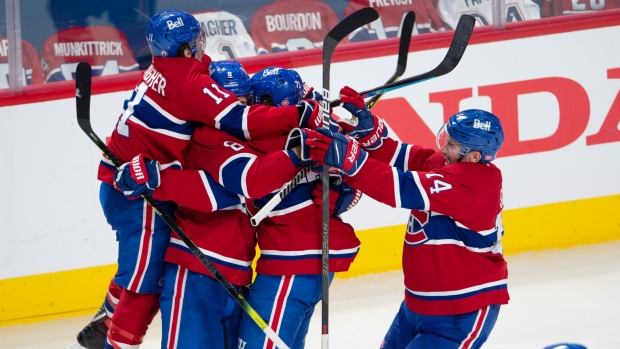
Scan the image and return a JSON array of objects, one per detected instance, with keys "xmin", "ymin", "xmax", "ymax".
[{"xmin": 1, "ymin": 10, "xmax": 619, "ymax": 325}]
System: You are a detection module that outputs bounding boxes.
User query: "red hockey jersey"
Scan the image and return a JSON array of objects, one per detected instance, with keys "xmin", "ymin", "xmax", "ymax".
[
  {"xmin": 40, "ymin": 25, "xmax": 139, "ymax": 82},
  {"xmin": 542, "ymin": 0, "xmax": 618, "ymax": 17},
  {"xmin": 250, "ymin": 0, "xmax": 342, "ymax": 54},
  {"xmin": 156, "ymin": 125, "xmax": 360, "ymax": 277},
  {"xmin": 0, "ymin": 37, "xmax": 44, "ymax": 88},
  {"xmin": 97, "ymin": 56, "xmax": 301, "ymax": 185},
  {"xmin": 245, "ymin": 136, "xmax": 360, "ymax": 276},
  {"xmin": 153, "ymin": 124, "xmax": 303, "ymax": 285},
  {"xmin": 344, "ymin": 0, "xmax": 445, "ymax": 41},
  {"xmin": 345, "ymin": 137, "xmax": 509, "ymax": 315}
]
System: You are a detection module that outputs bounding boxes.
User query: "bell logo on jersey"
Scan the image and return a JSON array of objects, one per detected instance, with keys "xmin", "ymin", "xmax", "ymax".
[
  {"xmin": 166, "ymin": 17, "xmax": 185, "ymax": 30},
  {"xmin": 474, "ymin": 119, "xmax": 491, "ymax": 131}
]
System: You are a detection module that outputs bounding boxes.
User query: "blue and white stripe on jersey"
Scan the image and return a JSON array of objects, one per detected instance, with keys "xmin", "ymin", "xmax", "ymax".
[
  {"xmin": 218, "ymin": 153, "xmax": 257, "ymax": 198},
  {"xmin": 405, "ymin": 279, "xmax": 508, "ymax": 301},
  {"xmin": 196, "ymin": 170, "xmax": 244, "ymax": 211},
  {"xmin": 214, "ymin": 103, "xmax": 252, "ymax": 141},
  {"xmin": 259, "ymin": 246, "xmax": 359, "ymax": 261},
  {"xmin": 125, "ymin": 83, "xmax": 195, "ymax": 140},
  {"xmin": 414, "ymin": 214, "xmax": 501, "ymax": 252},
  {"xmin": 389, "ymin": 167, "xmax": 430, "ymax": 211}
]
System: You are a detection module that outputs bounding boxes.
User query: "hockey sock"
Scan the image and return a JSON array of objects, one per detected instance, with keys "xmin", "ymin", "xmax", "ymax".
[
  {"xmin": 105, "ymin": 278, "xmax": 123, "ymax": 319},
  {"xmin": 106, "ymin": 290, "xmax": 159, "ymax": 347}
]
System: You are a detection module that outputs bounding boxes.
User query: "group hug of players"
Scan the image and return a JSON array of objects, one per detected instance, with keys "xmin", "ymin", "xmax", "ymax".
[{"xmin": 73, "ymin": 9, "xmax": 509, "ymax": 349}]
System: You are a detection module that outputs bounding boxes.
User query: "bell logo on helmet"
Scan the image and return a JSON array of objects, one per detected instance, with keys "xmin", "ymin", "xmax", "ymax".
[
  {"xmin": 166, "ymin": 17, "xmax": 185, "ymax": 30},
  {"xmin": 474, "ymin": 119, "xmax": 491, "ymax": 131},
  {"xmin": 261, "ymin": 67, "xmax": 281, "ymax": 77}
]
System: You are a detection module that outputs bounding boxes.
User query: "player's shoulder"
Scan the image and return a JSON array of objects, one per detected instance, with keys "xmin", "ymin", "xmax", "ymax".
[{"xmin": 441, "ymin": 161, "xmax": 502, "ymax": 182}]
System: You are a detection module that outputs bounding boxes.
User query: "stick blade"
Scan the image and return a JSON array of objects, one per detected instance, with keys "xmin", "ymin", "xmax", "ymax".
[
  {"xmin": 436, "ymin": 14, "xmax": 475, "ymax": 75},
  {"xmin": 324, "ymin": 7, "xmax": 379, "ymax": 47},
  {"xmin": 396, "ymin": 11, "xmax": 416, "ymax": 76},
  {"xmin": 75, "ymin": 62, "xmax": 92, "ymax": 131}
]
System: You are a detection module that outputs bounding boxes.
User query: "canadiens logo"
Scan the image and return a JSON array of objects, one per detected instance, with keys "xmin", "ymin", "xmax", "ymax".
[{"xmin": 405, "ymin": 211, "xmax": 429, "ymax": 245}]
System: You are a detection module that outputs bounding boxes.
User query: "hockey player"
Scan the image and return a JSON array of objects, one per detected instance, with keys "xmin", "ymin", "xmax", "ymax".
[
  {"xmin": 208, "ymin": 59, "xmax": 252, "ymax": 105},
  {"xmin": 234, "ymin": 67, "xmax": 362, "ymax": 349},
  {"xmin": 192, "ymin": 10, "xmax": 259, "ymax": 60},
  {"xmin": 541, "ymin": 0, "xmax": 619, "ymax": 17},
  {"xmin": 303, "ymin": 86, "xmax": 509, "ymax": 349},
  {"xmin": 249, "ymin": 0, "xmax": 342, "ymax": 54},
  {"xmin": 75, "ymin": 9, "xmax": 327, "ymax": 349},
  {"xmin": 117, "ymin": 64, "xmax": 358, "ymax": 349},
  {"xmin": 344, "ymin": 0, "xmax": 445, "ymax": 41},
  {"xmin": 436, "ymin": 0, "xmax": 541, "ymax": 29},
  {"xmin": 40, "ymin": 25, "xmax": 139, "ymax": 82},
  {"xmin": 110, "ymin": 63, "xmax": 326, "ymax": 349},
  {"xmin": 0, "ymin": 36, "xmax": 44, "ymax": 88}
]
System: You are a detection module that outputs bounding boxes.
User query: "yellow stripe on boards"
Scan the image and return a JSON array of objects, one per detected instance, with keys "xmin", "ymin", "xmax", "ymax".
[
  {"xmin": 1, "ymin": 194, "xmax": 618, "ymax": 326},
  {"xmin": 0, "ymin": 264, "xmax": 116, "ymax": 325},
  {"xmin": 502, "ymin": 194, "xmax": 620, "ymax": 254}
]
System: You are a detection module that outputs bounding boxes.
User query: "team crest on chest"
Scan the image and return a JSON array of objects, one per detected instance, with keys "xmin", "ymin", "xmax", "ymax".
[{"xmin": 405, "ymin": 211, "xmax": 429, "ymax": 245}]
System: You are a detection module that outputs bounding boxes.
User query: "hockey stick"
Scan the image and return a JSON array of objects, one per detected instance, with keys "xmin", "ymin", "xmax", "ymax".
[
  {"xmin": 364, "ymin": 11, "xmax": 416, "ymax": 109},
  {"xmin": 329, "ymin": 14, "xmax": 475, "ymax": 108},
  {"xmin": 321, "ymin": 7, "xmax": 379, "ymax": 349},
  {"xmin": 250, "ymin": 15, "xmax": 473, "ymax": 240},
  {"xmin": 75, "ymin": 62, "xmax": 291, "ymax": 349},
  {"xmin": 250, "ymin": 163, "xmax": 313, "ymax": 226},
  {"xmin": 250, "ymin": 9, "xmax": 387, "ymax": 228}
]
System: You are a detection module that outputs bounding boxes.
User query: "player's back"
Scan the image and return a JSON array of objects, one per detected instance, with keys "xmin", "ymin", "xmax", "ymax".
[
  {"xmin": 250, "ymin": 0, "xmax": 341, "ymax": 54},
  {"xmin": 98, "ymin": 56, "xmax": 239, "ymax": 184},
  {"xmin": 246, "ymin": 137, "xmax": 361, "ymax": 276},
  {"xmin": 344, "ymin": 0, "xmax": 444, "ymax": 41},
  {"xmin": 40, "ymin": 25, "xmax": 139, "ymax": 82},
  {"xmin": 437, "ymin": 0, "xmax": 541, "ymax": 28},
  {"xmin": 193, "ymin": 10, "xmax": 258, "ymax": 60},
  {"xmin": 0, "ymin": 37, "xmax": 43, "ymax": 88}
]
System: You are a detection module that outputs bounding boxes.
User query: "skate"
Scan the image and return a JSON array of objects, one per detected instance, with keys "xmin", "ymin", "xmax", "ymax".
[{"xmin": 76, "ymin": 303, "xmax": 109, "ymax": 349}]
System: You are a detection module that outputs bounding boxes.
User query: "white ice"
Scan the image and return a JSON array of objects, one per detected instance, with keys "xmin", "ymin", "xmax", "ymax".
[{"xmin": 1, "ymin": 241, "xmax": 619, "ymax": 349}]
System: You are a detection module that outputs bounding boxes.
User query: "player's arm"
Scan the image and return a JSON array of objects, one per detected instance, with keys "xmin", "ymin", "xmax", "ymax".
[
  {"xmin": 336, "ymin": 86, "xmax": 436, "ymax": 170},
  {"xmin": 304, "ymin": 128, "xmax": 467, "ymax": 215},
  {"xmin": 113, "ymin": 155, "xmax": 242, "ymax": 212},
  {"xmin": 186, "ymin": 130, "xmax": 305, "ymax": 199},
  {"xmin": 187, "ymin": 76, "xmax": 318, "ymax": 141}
]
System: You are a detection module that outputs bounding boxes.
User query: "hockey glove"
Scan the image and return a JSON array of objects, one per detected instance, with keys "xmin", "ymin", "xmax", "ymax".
[
  {"xmin": 113, "ymin": 154, "xmax": 161, "ymax": 199},
  {"xmin": 285, "ymin": 128, "xmax": 330, "ymax": 166},
  {"xmin": 337, "ymin": 86, "xmax": 388, "ymax": 150},
  {"xmin": 297, "ymin": 99, "xmax": 339, "ymax": 132},
  {"xmin": 310, "ymin": 129, "xmax": 368, "ymax": 177},
  {"xmin": 312, "ymin": 181, "xmax": 362, "ymax": 217},
  {"xmin": 303, "ymin": 82, "xmax": 324, "ymax": 102}
]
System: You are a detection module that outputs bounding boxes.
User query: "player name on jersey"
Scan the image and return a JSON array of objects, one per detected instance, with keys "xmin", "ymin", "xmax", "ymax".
[
  {"xmin": 202, "ymin": 19, "xmax": 241, "ymax": 37},
  {"xmin": 52, "ymin": 41, "xmax": 126, "ymax": 57},
  {"xmin": 143, "ymin": 65, "xmax": 167, "ymax": 96},
  {"xmin": 369, "ymin": 0, "xmax": 414, "ymax": 6},
  {"xmin": 265, "ymin": 12, "xmax": 324, "ymax": 32}
]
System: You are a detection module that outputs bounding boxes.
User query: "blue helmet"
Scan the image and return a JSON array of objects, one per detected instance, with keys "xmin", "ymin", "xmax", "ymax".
[
  {"xmin": 146, "ymin": 10, "xmax": 202, "ymax": 58},
  {"xmin": 438, "ymin": 109, "xmax": 504, "ymax": 163},
  {"xmin": 209, "ymin": 60, "xmax": 251, "ymax": 96},
  {"xmin": 249, "ymin": 67, "xmax": 303, "ymax": 106},
  {"xmin": 543, "ymin": 344, "xmax": 587, "ymax": 349}
]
